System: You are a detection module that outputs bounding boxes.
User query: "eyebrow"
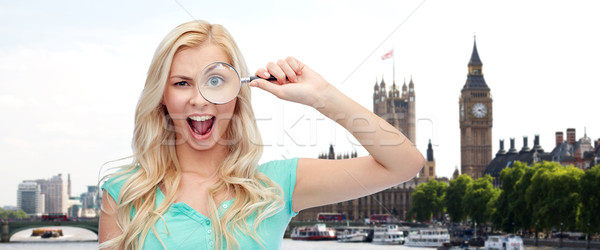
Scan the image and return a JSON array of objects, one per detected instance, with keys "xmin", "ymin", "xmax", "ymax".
[{"xmin": 170, "ymin": 75, "xmax": 193, "ymax": 81}]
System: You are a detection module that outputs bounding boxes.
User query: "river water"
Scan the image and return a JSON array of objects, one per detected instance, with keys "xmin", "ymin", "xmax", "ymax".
[{"xmin": 0, "ymin": 227, "xmax": 579, "ymax": 249}]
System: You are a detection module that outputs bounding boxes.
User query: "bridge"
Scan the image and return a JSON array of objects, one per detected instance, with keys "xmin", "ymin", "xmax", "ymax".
[{"xmin": 1, "ymin": 220, "xmax": 98, "ymax": 242}]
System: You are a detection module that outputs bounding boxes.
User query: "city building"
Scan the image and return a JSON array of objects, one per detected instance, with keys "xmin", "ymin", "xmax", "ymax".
[
  {"xmin": 484, "ymin": 135, "xmax": 548, "ymax": 187},
  {"xmin": 484, "ymin": 128, "xmax": 599, "ymax": 187},
  {"xmin": 550, "ymin": 128, "xmax": 598, "ymax": 169},
  {"xmin": 22, "ymin": 174, "xmax": 69, "ymax": 214},
  {"xmin": 79, "ymin": 185, "xmax": 102, "ymax": 217},
  {"xmin": 67, "ymin": 196, "xmax": 82, "ymax": 218},
  {"xmin": 17, "ymin": 173, "xmax": 102, "ymax": 217},
  {"xmin": 16, "ymin": 181, "xmax": 45, "ymax": 216},
  {"xmin": 459, "ymin": 38, "xmax": 493, "ymax": 179}
]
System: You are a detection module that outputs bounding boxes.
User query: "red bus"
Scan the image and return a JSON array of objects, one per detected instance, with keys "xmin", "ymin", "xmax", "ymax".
[
  {"xmin": 42, "ymin": 213, "xmax": 68, "ymax": 221},
  {"xmin": 369, "ymin": 214, "xmax": 392, "ymax": 224},
  {"xmin": 317, "ymin": 212, "xmax": 346, "ymax": 222}
]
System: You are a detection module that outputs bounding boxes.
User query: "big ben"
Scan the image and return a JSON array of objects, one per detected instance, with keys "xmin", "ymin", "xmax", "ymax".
[{"xmin": 459, "ymin": 38, "xmax": 493, "ymax": 179}]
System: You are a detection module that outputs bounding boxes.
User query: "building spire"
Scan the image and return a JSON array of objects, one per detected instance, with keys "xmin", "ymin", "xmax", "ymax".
[
  {"xmin": 463, "ymin": 36, "xmax": 488, "ymax": 90},
  {"xmin": 374, "ymin": 77, "xmax": 379, "ymax": 90},
  {"xmin": 469, "ymin": 36, "xmax": 482, "ymax": 66},
  {"xmin": 427, "ymin": 139, "xmax": 434, "ymax": 161}
]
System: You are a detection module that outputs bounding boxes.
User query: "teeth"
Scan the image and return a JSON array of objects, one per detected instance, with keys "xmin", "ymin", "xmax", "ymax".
[{"xmin": 189, "ymin": 115, "xmax": 214, "ymax": 122}]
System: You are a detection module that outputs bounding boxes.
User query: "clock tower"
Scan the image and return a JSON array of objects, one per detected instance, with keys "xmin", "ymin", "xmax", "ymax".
[{"xmin": 459, "ymin": 38, "xmax": 493, "ymax": 178}]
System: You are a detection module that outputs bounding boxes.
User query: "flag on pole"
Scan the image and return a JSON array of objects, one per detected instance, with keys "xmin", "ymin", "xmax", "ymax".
[{"xmin": 381, "ymin": 49, "xmax": 393, "ymax": 60}]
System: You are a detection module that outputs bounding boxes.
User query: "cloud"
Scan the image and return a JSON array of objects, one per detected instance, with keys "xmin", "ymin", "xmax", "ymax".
[
  {"xmin": 0, "ymin": 95, "xmax": 25, "ymax": 107},
  {"xmin": 37, "ymin": 121, "xmax": 90, "ymax": 138}
]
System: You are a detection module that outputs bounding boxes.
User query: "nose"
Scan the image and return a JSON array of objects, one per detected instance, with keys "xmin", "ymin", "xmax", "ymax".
[{"xmin": 189, "ymin": 88, "xmax": 210, "ymax": 107}]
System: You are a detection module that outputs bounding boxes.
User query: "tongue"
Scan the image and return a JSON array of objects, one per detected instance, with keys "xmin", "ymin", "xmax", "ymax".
[{"xmin": 191, "ymin": 119, "xmax": 212, "ymax": 135}]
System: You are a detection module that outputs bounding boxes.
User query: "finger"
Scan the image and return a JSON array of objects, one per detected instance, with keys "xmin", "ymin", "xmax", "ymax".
[
  {"xmin": 277, "ymin": 59, "xmax": 298, "ymax": 83},
  {"xmin": 254, "ymin": 68, "xmax": 271, "ymax": 79},
  {"xmin": 266, "ymin": 61, "xmax": 286, "ymax": 85},
  {"xmin": 286, "ymin": 56, "xmax": 304, "ymax": 76},
  {"xmin": 250, "ymin": 78, "xmax": 283, "ymax": 98}
]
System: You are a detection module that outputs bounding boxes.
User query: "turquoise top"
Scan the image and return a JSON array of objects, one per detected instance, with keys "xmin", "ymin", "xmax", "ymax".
[{"xmin": 102, "ymin": 158, "xmax": 299, "ymax": 249}]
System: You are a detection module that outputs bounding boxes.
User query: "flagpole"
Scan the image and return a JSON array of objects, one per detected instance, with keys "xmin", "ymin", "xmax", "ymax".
[{"xmin": 392, "ymin": 48, "xmax": 395, "ymax": 84}]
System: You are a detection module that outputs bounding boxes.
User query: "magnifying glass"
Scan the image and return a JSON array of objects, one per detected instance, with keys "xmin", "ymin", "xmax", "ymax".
[{"xmin": 197, "ymin": 62, "xmax": 277, "ymax": 104}]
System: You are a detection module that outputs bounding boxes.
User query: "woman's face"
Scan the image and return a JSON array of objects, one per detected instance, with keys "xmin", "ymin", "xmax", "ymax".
[{"xmin": 163, "ymin": 44, "xmax": 237, "ymax": 151}]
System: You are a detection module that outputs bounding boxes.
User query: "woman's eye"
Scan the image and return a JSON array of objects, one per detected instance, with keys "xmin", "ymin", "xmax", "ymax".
[
  {"xmin": 174, "ymin": 81, "xmax": 189, "ymax": 86},
  {"xmin": 206, "ymin": 76, "xmax": 225, "ymax": 87}
]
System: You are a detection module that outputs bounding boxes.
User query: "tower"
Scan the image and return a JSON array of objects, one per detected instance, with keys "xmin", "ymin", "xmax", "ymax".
[
  {"xmin": 459, "ymin": 38, "xmax": 493, "ymax": 178},
  {"xmin": 419, "ymin": 139, "xmax": 436, "ymax": 181},
  {"xmin": 407, "ymin": 77, "xmax": 416, "ymax": 144},
  {"xmin": 373, "ymin": 76, "xmax": 416, "ymax": 144}
]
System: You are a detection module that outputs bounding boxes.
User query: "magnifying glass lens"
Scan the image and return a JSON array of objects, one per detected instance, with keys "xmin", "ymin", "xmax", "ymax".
[{"xmin": 198, "ymin": 62, "xmax": 241, "ymax": 104}]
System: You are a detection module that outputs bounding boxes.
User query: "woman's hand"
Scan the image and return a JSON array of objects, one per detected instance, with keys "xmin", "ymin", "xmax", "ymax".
[{"xmin": 250, "ymin": 57, "xmax": 331, "ymax": 108}]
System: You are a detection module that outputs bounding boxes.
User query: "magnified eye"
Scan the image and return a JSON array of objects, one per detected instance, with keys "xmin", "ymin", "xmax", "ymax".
[{"xmin": 206, "ymin": 76, "xmax": 225, "ymax": 88}]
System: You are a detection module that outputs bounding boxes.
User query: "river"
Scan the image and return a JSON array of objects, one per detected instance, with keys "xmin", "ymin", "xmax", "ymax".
[{"xmin": 0, "ymin": 227, "xmax": 582, "ymax": 249}]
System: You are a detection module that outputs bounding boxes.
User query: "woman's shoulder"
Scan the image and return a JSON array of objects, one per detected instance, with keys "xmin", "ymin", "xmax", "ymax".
[
  {"xmin": 257, "ymin": 158, "xmax": 298, "ymax": 195},
  {"xmin": 101, "ymin": 166, "xmax": 138, "ymax": 202},
  {"xmin": 257, "ymin": 157, "xmax": 299, "ymax": 176}
]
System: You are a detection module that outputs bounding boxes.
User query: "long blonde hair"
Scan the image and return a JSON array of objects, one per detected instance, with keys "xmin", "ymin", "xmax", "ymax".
[{"xmin": 101, "ymin": 20, "xmax": 283, "ymax": 249}]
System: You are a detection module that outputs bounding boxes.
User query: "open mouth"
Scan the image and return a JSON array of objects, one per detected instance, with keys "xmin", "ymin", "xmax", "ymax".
[{"xmin": 187, "ymin": 115, "xmax": 215, "ymax": 136}]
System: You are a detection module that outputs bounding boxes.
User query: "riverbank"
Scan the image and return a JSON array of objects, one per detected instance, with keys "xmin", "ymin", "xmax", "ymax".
[{"xmin": 524, "ymin": 238, "xmax": 600, "ymax": 249}]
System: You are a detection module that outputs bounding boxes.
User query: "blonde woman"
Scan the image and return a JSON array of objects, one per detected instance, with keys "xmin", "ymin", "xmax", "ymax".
[{"xmin": 99, "ymin": 20, "xmax": 424, "ymax": 249}]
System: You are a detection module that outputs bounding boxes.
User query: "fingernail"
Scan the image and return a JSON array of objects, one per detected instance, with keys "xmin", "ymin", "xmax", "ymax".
[
  {"xmin": 263, "ymin": 72, "xmax": 270, "ymax": 77},
  {"xmin": 249, "ymin": 81, "xmax": 258, "ymax": 87}
]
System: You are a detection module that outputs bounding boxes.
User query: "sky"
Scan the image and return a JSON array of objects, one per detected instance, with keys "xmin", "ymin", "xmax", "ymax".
[{"xmin": 1, "ymin": 0, "xmax": 598, "ymax": 207}]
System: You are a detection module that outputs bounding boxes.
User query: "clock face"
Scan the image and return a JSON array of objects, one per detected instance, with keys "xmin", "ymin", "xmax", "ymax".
[{"xmin": 472, "ymin": 103, "xmax": 487, "ymax": 118}]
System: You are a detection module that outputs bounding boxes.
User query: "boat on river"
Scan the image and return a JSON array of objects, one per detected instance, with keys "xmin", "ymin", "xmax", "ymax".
[
  {"xmin": 336, "ymin": 226, "xmax": 371, "ymax": 242},
  {"xmin": 372, "ymin": 224, "xmax": 407, "ymax": 245},
  {"xmin": 291, "ymin": 224, "xmax": 336, "ymax": 240},
  {"xmin": 405, "ymin": 227, "xmax": 450, "ymax": 247},
  {"xmin": 484, "ymin": 234, "xmax": 524, "ymax": 250},
  {"xmin": 32, "ymin": 228, "xmax": 63, "ymax": 238}
]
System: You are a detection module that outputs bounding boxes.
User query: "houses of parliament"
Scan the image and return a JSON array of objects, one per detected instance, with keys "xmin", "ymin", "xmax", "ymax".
[{"xmin": 292, "ymin": 39, "xmax": 492, "ymax": 222}]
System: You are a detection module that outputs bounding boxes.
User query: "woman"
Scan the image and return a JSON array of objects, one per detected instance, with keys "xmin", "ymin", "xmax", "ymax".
[{"xmin": 99, "ymin": 20, "xmax": 424, "ymax": 249}]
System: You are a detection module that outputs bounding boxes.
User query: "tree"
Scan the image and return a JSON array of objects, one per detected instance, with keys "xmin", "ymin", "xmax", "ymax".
[
  {"xmin": 579, "ymin": 165, "xmax": 600, "ymax": 243},
  {"xmin": 491, "ymin": 162, "xmax": 524, "ymax": 233},
  {"xmin": 526, "ymin": 161, "xmax": 583, "ymax": 232},
  {"xmin": 511, "ymin": 162, "xmax": 536, "ymax": 233},
  {"xmin": 410, "ymin": 180, "xmax": 447, "ymax": 222},
  {"xmin": 464, "ymin": 175, "xmax": 495, "ymax": 229},
  {"xmin": 445, "ymin": 174, "xmax": 472, "ymax": 223},
  {"xmin": 0, "ymin": 208, "xmax": 29, "ymax": 220},
  {"xmin": 486, "ymin": 186, "xmax": 501, "ymax": 231}
]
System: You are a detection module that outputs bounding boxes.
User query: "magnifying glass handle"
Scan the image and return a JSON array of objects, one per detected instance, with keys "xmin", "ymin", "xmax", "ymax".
[{"xmin": 241, "ymin": 75, "xmax": 281, "ymax": 84}]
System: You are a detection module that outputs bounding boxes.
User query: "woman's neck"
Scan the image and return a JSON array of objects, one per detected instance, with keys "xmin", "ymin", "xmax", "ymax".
[{"xmin": 175, "ymin": 143, "xmax": 228, "ymax": 178}]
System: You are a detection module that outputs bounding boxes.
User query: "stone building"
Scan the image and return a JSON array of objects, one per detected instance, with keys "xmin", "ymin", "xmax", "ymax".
[
  {"xmin": 551, "ymin": 128, "xmax": 598, "ymax": 169},
  {"xmin": 459, "ymin": 38, "xmax": 493, "ymax": 179},
  {"xmin": 373, "ymin": 75, "xmax": 416, "ymax": 144},
  {"xmin": 484, "ymin": 128, "xmax": 599, "ymax": 187}
]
